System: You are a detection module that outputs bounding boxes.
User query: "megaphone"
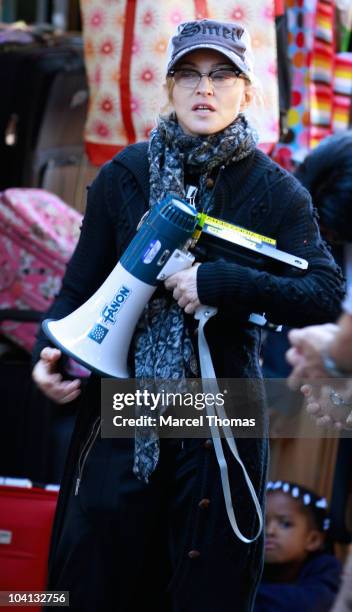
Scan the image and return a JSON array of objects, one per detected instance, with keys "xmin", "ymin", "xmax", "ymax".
[{"xmin": 42, "ymin": 196, "xmax": 199, "ymax": 378}]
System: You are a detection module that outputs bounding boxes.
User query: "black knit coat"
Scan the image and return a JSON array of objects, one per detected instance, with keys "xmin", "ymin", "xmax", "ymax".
[{"xmin": 33, "ymin": 142, "xmax": 344, "ymax": 611}]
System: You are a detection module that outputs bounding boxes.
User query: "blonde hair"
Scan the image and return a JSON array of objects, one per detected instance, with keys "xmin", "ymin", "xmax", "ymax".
[{"xmin": 160, "ymin": 76, "xmax": 176, "ymax": 118}]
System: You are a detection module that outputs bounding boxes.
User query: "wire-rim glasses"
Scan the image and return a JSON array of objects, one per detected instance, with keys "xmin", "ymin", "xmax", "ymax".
[{"xmin": 168, "ymin": 67, "xmax": 243, "ymax": 89}]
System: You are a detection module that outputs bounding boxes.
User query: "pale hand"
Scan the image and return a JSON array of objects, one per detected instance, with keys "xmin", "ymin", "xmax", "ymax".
[
  {"xmin": 32, "ymin": 347, "xmax": 81, "ymax": 404},
  {"xmin": 164, "ymin": 263, "xmax": 201, "ymax": 314},
  {"xmin": 286, "ymin": 323, "xmax": 339, "ymax": 389},
  {"xmin": 302, "ymin": 382, "xmax": 352, "ymax": 430}
]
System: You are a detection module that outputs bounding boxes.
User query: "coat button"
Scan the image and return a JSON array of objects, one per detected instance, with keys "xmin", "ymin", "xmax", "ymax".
[
  {"xmin": 198, "ymin": 498, "xmax": 211, "ymax": 509},
  {"xmin": 206, "ymin": 177, "xmax": 214, "ymax": 189},
  {"xmin": 188, "ymin": 549, "xmax": 201, "ymax": 559},
  {"xmin": 203, "ymin": 439, "xmax": 213, "ymax": 449}
]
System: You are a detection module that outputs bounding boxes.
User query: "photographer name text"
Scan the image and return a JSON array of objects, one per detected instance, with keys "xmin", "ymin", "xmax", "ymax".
[{"xmin": 112, "ymin": 415, "xmax": 256, "ymax": 428}]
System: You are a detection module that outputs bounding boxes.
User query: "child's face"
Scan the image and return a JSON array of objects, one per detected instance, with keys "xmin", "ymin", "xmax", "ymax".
[{"xmin": 264, "ymin": 492, "xmax": 323, "ymax": 564}]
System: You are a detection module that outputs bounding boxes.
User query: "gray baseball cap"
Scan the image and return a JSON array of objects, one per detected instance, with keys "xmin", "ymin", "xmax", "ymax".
[{"xmin": 166, "ymin": 19, "xmax": 255, "ymax": 82}]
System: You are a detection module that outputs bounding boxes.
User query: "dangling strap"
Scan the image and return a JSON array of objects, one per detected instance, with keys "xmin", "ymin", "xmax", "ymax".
[{"xmin": 195, "ymin": 306, "xmax": 263, "ymax": 543}]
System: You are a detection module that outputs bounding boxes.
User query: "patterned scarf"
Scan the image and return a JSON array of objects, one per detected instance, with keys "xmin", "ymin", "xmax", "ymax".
[{"xmin": 132, "ymin": 113, "xmax": 258, "ymax": 483}]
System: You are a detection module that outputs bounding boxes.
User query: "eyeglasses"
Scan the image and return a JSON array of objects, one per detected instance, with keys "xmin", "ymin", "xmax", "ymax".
[{"xmin": 168, "ymin": 67, "xmax": 243, "ymax": 89}]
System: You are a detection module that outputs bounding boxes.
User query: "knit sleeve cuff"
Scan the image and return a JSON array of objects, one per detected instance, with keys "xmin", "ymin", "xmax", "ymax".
[{"xmin": 197, "ymin": 260, "xmax": 257, "ymax": 307}]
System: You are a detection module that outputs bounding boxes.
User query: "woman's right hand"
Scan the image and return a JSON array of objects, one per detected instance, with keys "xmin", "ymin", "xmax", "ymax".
[{"xmin": 32, "ymin": 347, "xmax": 81, "ymax": 404}]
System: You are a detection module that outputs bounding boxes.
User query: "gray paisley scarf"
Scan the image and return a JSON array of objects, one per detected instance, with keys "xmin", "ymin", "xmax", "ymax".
[{"xmin": 132, "ymin": 113, "xmax": 258, "ymax": 483}]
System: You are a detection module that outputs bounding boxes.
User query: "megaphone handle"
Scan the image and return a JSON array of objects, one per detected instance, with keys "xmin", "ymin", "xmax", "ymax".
[
  {"xmin": 194, "ymin": 304, "xmax": 218, "ymax": 321},
  {"xmin": 157, "ymin": 250, "xmax": 217, "ymax": 318},
  {"xmin": 156, "ymin": 249, "xmax": 195, "ymax": 280}
]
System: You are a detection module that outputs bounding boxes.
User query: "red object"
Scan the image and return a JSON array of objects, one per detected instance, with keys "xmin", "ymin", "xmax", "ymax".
[
  {"xmin": 194, "ymin": 0, "xmax": 209, "ymax": 19},
  {"xmin": 120, "ymin": 0, "xmax": 137, "ymax": 145},
  {"xmin": 271, "ymin": 145, "xmax": 294, "ymax": 172},
  {"xmin": 274, "ymin": 0, "xmax": 285, "ymax": 16},
  {"xmin": 85, "ymin": 141, "xmax": 125, "ymax": 166},
  {"xmin": 0, "ymin": 484, "xmax": 58, "ymax": 612}
]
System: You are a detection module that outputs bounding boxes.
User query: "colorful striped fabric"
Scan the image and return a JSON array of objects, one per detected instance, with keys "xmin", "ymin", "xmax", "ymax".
[
  {"xmin": 309, "ymin": 0, "xmax": 335, "ymax": 148},
  {"xmin": 272, "ymin": 1, "xmax": 352, "ymax": 170},
  {"xmin": 332, "ymin": 52, "xmax": 352, "ymax": 131},
  {"xmin": 272, "ymin": 0, "xmax": 317, "ymax": 168}
]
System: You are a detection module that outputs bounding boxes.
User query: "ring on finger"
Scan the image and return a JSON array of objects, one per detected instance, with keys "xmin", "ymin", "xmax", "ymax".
[{"xmin": 329, "ymin": 390, "xmax": 352, "ymax": 408}]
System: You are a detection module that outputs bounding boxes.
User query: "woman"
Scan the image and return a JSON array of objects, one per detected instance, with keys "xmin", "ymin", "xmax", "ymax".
[{"xmin": 32, "ymin": 19, "xmax": 344, "ymax": 612}]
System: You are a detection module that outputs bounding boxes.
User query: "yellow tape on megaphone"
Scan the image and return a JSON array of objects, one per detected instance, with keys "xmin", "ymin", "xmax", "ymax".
[{"xmin": 194, "ymin": 213, "xmax": 277, "ymax": 246}]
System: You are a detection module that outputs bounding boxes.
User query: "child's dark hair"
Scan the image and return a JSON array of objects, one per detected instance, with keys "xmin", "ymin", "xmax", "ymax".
[
  {"xmin": 267, "ymin": 480, "xmax": 334, "ymax": 553},
  {"xmin": 294, "ymin": 131, "xmax": 352, "ymax": 242}
]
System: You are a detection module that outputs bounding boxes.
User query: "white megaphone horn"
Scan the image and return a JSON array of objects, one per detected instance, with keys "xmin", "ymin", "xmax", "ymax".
[{"xmin": 42, "ymin": 196, "xmax": 200, "ymax": 378}]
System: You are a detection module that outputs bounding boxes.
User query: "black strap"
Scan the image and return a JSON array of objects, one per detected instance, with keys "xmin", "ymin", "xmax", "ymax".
[{"xmin": 0, "ymin": 309, "xmax": 43, "ymax": 322}]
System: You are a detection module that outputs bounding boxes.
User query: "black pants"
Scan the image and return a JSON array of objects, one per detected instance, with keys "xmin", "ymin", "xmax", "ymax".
[{"xmin": 47, "ymin": 433, "xmax": 265, "ymax": 612}]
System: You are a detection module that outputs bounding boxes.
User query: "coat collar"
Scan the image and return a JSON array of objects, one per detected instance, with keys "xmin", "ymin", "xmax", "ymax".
[{"xmin": 113, "ymin": 142, "xmax": 274, "ymax": 219}]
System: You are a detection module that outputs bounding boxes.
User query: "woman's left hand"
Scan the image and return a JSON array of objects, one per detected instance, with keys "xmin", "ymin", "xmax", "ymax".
[{"xmin": 164, "ymin": 263, "xmax": 201, "ymax": 314}]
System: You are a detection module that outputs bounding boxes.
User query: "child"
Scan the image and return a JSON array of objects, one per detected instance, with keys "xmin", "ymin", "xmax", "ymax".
[{"xmin": 254, "ymin": 481, "xmax": 341, "ymax": 612}]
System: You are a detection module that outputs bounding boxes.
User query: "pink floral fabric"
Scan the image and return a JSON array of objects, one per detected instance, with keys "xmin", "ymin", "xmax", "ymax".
[{"xmin": 0, "ymin": 189, "xmax": 82, "ymax": 351}]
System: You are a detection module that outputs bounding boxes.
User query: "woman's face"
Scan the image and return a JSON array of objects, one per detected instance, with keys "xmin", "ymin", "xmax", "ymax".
[
  {"xmin": 264, "ymin": 492, "xmax": 323, "ymax": 565},
  {"xmin": 169, "ymin": 49, "xmax": 251, "ymax": 136}
]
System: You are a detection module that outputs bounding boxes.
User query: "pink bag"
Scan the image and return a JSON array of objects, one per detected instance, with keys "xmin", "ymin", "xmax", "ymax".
[{"xmin": 0, "ymin": 188, "xmax": 82, "ymax": 352}]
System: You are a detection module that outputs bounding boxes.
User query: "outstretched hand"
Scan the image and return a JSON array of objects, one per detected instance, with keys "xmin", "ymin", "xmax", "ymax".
[
  {"xmin": 302, "ymin": 382, "xmax": 352, "ymax": 430},
  {"xmin": 286, "ymin": 324, "xmax": 339, "ymax": 389}
]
